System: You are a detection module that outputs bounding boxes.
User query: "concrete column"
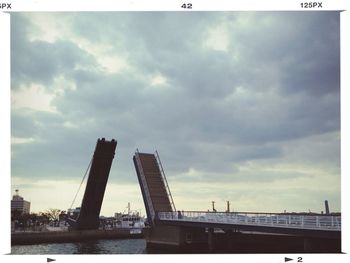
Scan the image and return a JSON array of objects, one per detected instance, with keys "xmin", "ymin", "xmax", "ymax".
[
  {"xmin": 225, "ymin": 229, "xmax": 234, "ymax": 251},
  {"xmin": 303, "ymin": 238, "xmax": 313, "ymax": 252},
  {"xmin": 208, "ymin": 228, "xmax": 214, "ymax": 252}
]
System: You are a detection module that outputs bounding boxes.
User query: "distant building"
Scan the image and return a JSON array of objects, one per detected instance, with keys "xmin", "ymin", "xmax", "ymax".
[{"xmin": 11, "ymin": 189, "xmax": 30, "ymax": 215}]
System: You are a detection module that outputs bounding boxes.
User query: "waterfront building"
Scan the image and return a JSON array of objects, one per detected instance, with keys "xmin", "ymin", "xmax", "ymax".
[{"xmin": 11, "ymin": 189, "xmax": 30, "ymax": 215}]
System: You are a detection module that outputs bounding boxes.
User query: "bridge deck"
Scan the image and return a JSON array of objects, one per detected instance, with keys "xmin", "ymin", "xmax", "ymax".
[
  {"xmin": 133, "ymin": 152, "xmax": 173, "ymax": 224},
  {"xmin": 156, "ymin": 211, "xmax": 341, "ymax": 238}
]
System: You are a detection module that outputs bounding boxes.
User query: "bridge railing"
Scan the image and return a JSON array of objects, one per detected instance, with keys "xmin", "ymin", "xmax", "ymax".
[{"xmin": 157, "ymin": 211, "xmax": 341, "ymax": 231}]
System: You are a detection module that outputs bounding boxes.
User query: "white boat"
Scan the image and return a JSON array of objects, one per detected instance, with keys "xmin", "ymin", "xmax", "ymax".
[{"xmin": 114, "ymin": 203, "xmax": 145, "ymax": 229}]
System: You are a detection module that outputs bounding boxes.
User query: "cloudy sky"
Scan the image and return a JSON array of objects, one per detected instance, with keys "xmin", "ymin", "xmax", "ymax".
[{"xmin": 10, "ymin": 11, "xmax": 340, "ymax": 216}]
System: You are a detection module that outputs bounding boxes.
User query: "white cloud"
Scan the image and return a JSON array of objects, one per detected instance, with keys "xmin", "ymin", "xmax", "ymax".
[
  {"xmin": 11, "ymin": 84, "xmax": 57, "ymax": 113},
  {"xmin": 150, "ymin": 73, "xmax": 168, "ymax": 86},
  {"xmin": 24, "ymin": 13, "xmax": 130, "ymax": 75},
  {"xmin": 11, "ymin": 137, "xmax": 34, "ymax": 144},
  {"xmin": 97, "ymin": 54, "xmax": 129, "ymax": 74},
  {"xmin": 203, "ymin": 24, "xmax": 230, "ymax": 52},
  {"xmin": 62, "ymin": 121, "xmax": 79, "ymax": 129},
  {"xmin": 25, "ymin": 13, "xmax": 69, "ymax": 43},
  {"xmin": 52, "ymin": 74, "xmax": 77, "ymax": 93}
]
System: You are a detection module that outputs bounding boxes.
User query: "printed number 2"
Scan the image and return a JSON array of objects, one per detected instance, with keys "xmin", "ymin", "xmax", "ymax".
[
  {"xmin": 297, "ymin": 257, "xmax": 303, "ymax": 262},
  {"xmin": 181, "ymin": 3, "xmax": 192, "ymax": 9}
]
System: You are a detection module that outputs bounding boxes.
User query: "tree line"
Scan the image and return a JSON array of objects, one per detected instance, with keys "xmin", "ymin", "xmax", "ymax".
[{"xmin": 12, "ymin": 208, "xmax": 67, "ymax": 230}]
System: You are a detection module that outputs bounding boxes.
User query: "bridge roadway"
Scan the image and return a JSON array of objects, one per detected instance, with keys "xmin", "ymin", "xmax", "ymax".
[{"xmin": 156, "ymin": 211, "xmax": 341, "ymax": 239}]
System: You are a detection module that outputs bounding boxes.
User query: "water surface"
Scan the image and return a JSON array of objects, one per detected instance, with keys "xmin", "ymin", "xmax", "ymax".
[{"xmin": 11, "ymin": 239, "xmax": 146, "ymax": 254}]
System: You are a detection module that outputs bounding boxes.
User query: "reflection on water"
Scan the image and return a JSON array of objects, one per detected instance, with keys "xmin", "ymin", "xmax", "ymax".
[
  {"xmin": 74, "ymin": 241, "xmax": 106, "ymax": 254},
  {"xmin": 11, "ymin": 239, "xmax": 147, "ymax": 254}
]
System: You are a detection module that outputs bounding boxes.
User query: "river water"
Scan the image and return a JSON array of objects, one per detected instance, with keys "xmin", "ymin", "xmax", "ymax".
[{"xmin": 11, "ymin": 239, "xmax": 147, "ymax": 254}]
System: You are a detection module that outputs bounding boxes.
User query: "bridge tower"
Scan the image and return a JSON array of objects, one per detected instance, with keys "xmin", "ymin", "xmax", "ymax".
[{"xmin": 68, "ymin": 138, "xmax": 117, "ymax": 230}]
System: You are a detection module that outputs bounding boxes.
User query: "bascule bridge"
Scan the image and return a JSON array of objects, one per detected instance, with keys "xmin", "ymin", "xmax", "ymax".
[{"xmin": 133, "ymin": 150, "xmax": 341, "ymax": 253}]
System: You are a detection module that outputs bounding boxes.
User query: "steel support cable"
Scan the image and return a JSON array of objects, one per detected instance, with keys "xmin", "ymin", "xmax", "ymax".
[{"xmin": 69, "ymin": 156, "xmax": 93, "ymax": 210}]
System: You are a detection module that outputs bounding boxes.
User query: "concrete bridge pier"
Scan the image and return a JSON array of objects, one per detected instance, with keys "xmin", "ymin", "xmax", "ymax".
[
  {"xmin": 224, "ymin": 229, "xmax": 234, "ymax": 251},
  {"xmin": 145, "ymin": 225, "xmax": 208, "ymax": 252},
  {"xmin": 303, "ymin": 238, "xmax": 313, "ymax": 252},
  {"xmin": 146, "ymin": 225, "xmax": 182, "ymax": 251},
  {"xmin": 303, "ymin": 237, "xmax": 341, "ymax": 253},
  {"xmin": 208, "ymin": 228, "xmax": 215, "ymax": 252}
]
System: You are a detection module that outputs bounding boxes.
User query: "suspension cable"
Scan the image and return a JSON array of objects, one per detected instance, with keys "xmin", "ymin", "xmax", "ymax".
[{"xmin": 69, "ymin": 156, "xmax": 93, "ymax": 210}]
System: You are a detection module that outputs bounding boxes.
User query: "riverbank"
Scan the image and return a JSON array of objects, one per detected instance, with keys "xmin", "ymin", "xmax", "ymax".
[{"xmin": 12, "ymin": 228, "xmax": 144, "ymax": 245}]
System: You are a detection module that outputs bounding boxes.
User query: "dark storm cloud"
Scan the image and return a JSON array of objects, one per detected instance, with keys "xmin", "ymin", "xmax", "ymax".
[
  {"xmin": 11, "ymin": 14, "xmax": 96, "ymax": 88},
  {"xmin": 11, "ymin": 110, "xmax": 39, "ymax": 138},
  {"xmin": 11, "ymin": 12, "xmax": 340, "ymax": 186},
  {"xmin": 228, "ymin": 12, "xmax": 340, "ymax": 96},
  {"xmin": 11, "ymin": 117, "xmax": 105, "ymax": 181}
]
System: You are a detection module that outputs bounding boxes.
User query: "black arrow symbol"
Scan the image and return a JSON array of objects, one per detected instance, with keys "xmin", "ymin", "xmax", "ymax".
[
  {"xmin": 285, "ymin": 257, "xmax": 293, "ymax": 262},
  {"xmin": 47, "ymin": 258, "xmax": 56, "ymax": 263}
]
